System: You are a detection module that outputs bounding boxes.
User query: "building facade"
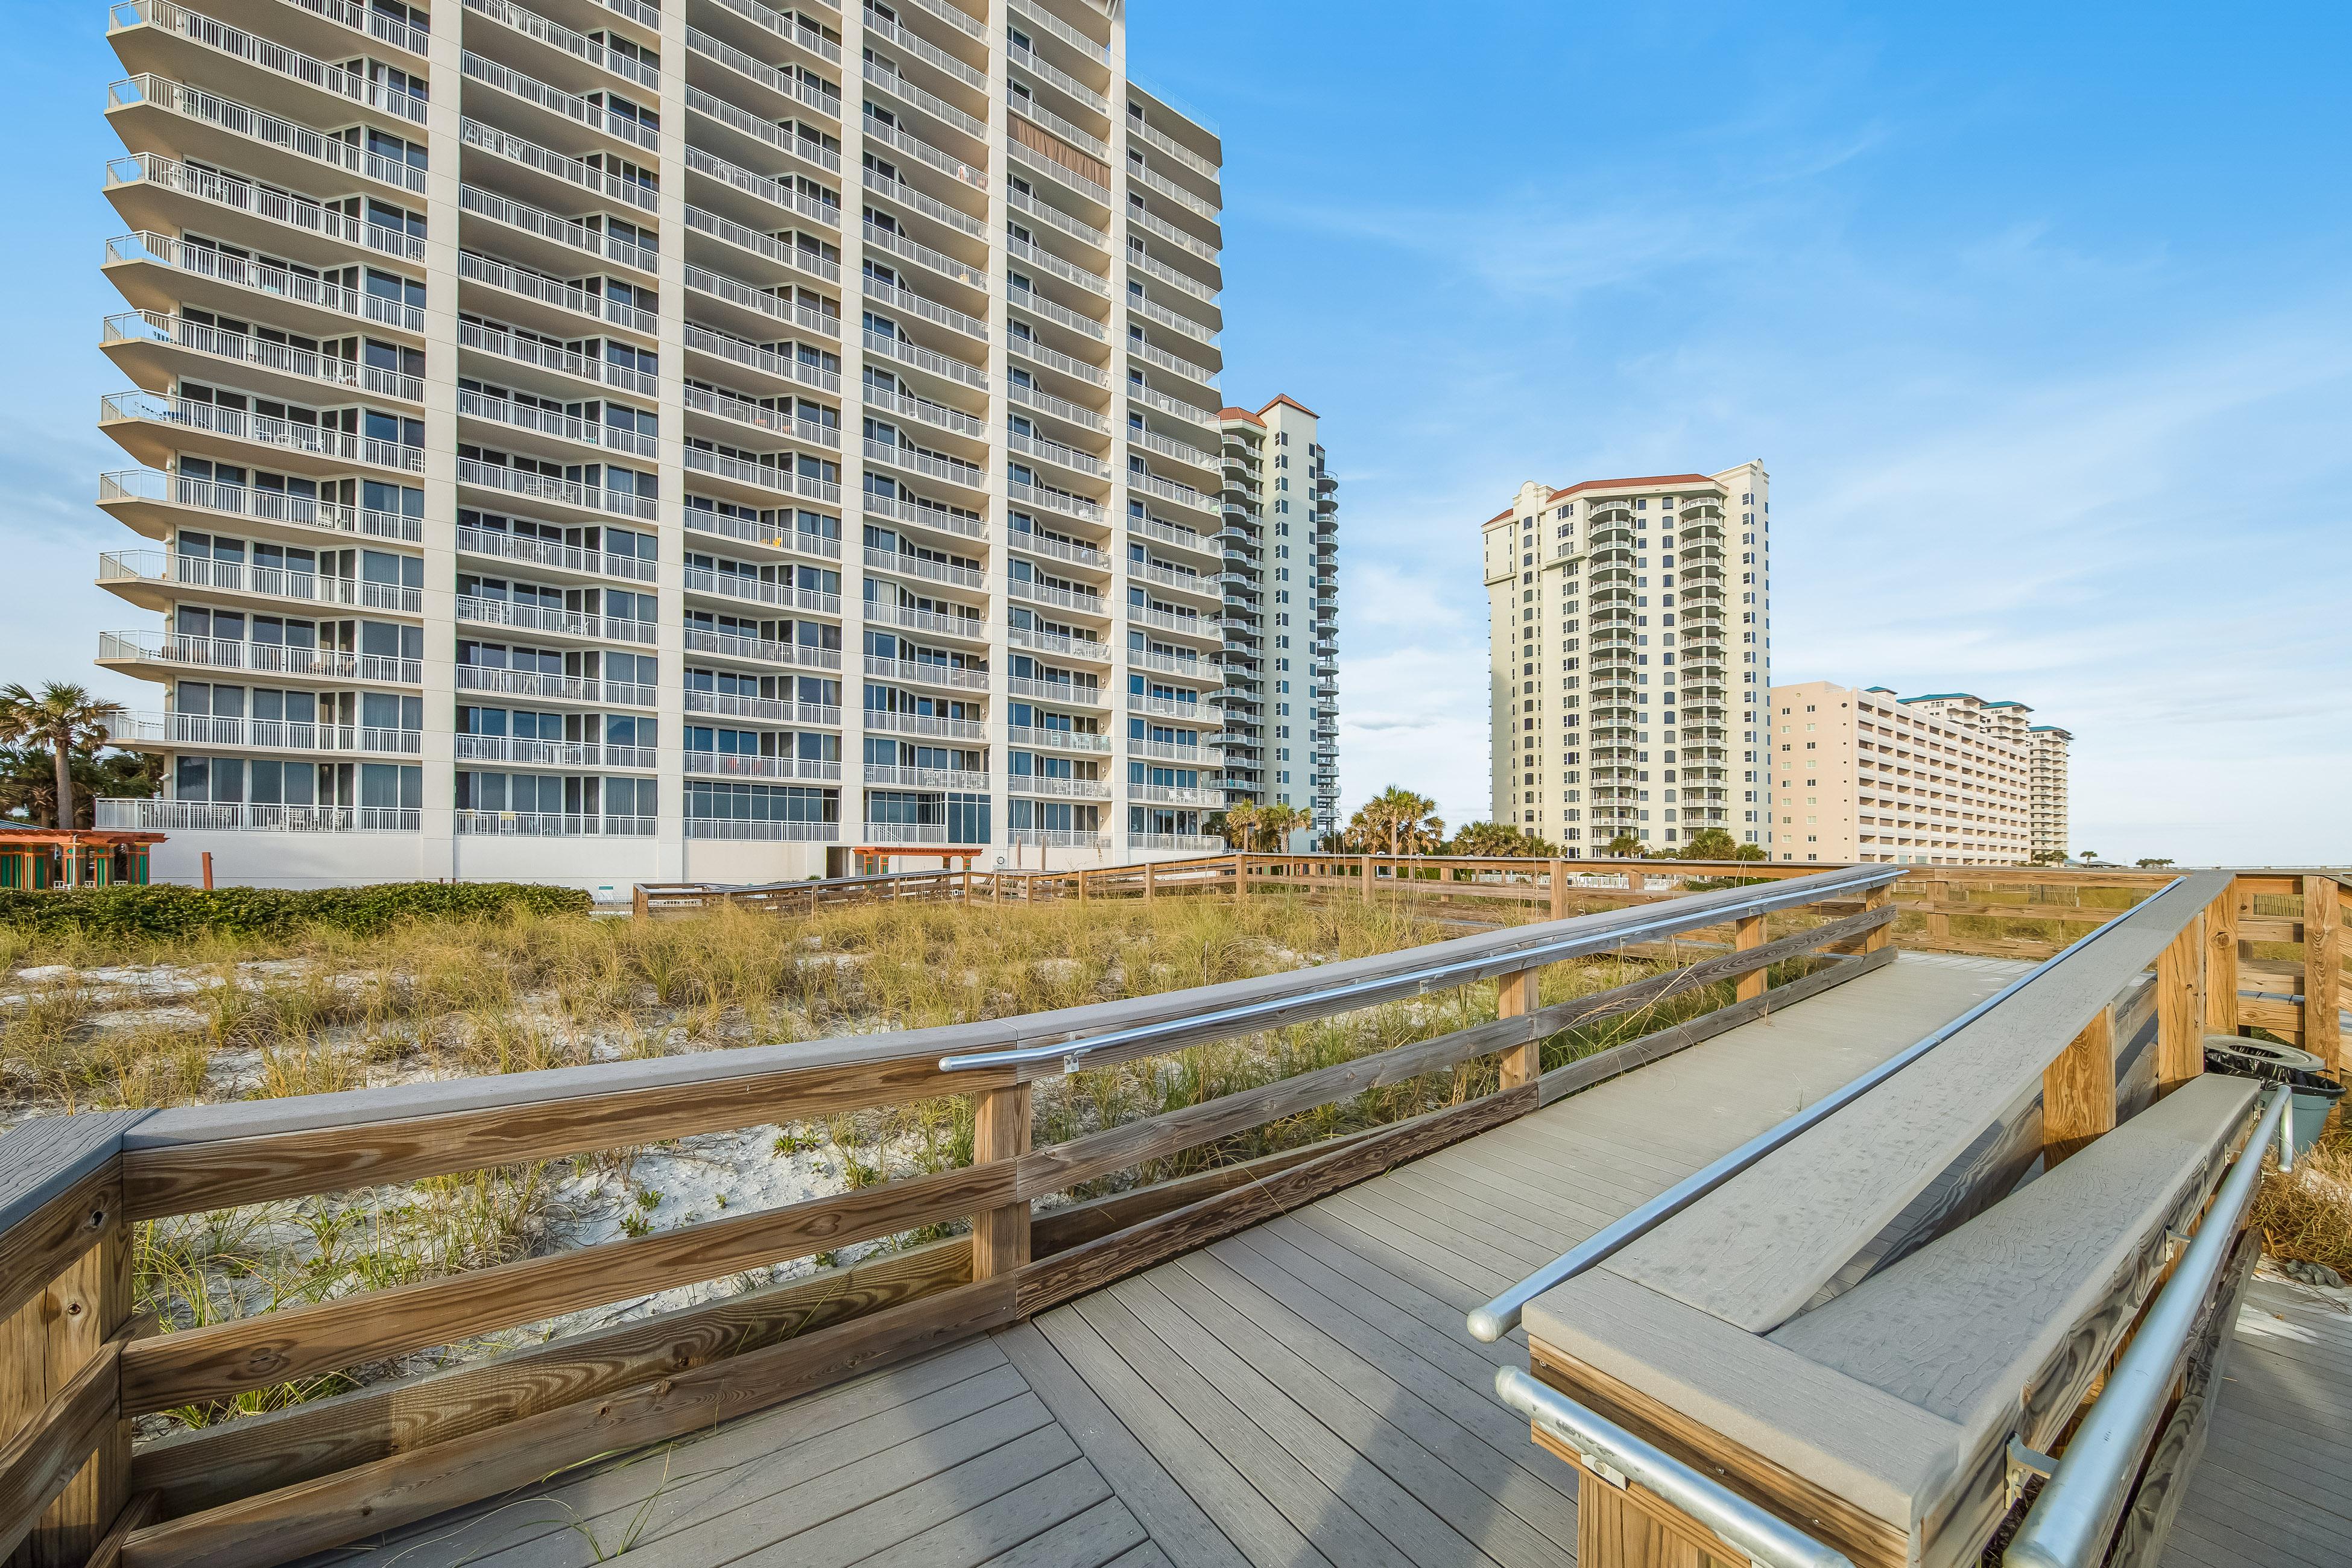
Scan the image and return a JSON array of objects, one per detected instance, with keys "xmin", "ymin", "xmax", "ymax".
[
  {"xmin": 2027, "ymin": 724, "xmax": 2072, "ymax": 861},
  {"xmin": 91, "ymin": 0, "xmax": 1235, "ymax": 887},
  {"xmin": 1766, "ymin": 681, "xmax": 2049, "ymax": 865},
  {"xmin": 1215, "ymin": 396, "xmax": 1336, "ymax": 844},
  {"xmin": 1482, "ymin": 466, "xmax": 1772, "ymax": 853}
]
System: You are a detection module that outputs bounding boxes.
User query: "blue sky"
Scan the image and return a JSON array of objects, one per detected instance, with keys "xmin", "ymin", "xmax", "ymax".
[{"xmin": 8, "ymin": 1, "xmax": 2347, "ymax": 864}]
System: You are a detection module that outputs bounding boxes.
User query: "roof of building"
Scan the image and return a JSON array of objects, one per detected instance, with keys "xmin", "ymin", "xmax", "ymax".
[
  {"xmin": 2029, "ymin": 725, "xmax": 2073, "ymax": 736},
  {"xmin": 1218, "ymin": 407, "xmax": 1265, "ymax": 426},
  {"xmin": 1984, "ymin": 700, "xmax": 2031, "ymax": 710},
  {"xmin": 1485, "ymin": 472, "xmax": 1724, "ymax": 524},
  {"xmin": 1864, "ymin": 686, "xmax": 1897, "ymax": 694},
  {"xmin": 0, "ymin": 825, "xmax": 166, "ymax": 847},
  {"xmin": 1257, "ymin": 394, "xmax": 1318, "ymax": 420},
  {"xmin": 1900, "ymin": 692, "xmax": 1979, "ymax": 704}
]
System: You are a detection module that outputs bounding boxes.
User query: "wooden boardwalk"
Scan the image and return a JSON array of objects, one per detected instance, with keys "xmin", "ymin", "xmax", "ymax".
[
  {"xmin": 316, "ymin": 953, "xmax": 2031, "ymax": 1568},
  {"xmin": 2158, "ymin": 1276, "xmax": 2352, "ymax": 1568}
]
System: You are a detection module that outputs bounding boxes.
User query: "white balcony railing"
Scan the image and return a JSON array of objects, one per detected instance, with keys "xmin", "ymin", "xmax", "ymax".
[
  {"xmin": 1007, "ymin": 431, "xmax": 1110, "ymax": 483},
  {"xmin": 862, "ymin": 328, "xmax": 988, "ymax": 389},
  {"xmin": 1004, "ymin": 725, "xmax": 1109, "ymax": 754},
  {"xmin": 454, "ymin": 735, "xmax": 656, "ymax": 769},
  {"xmin": 860, "ymin": 491, "xmax": 987, "ymax": 541},
  {"xmin": 460, "ymin": 0, "xmax": 660, "ymax": 90},
  {"xmin": 460, "ymin": 50, "xmax": 660, "ymax": 153},
  {"xmin": 457, "ymin": 594, "xmax": 657, "ymax": 645},
  {"xmin": 1007, "ymin": 378, "xmax": 1108, "ymax": 432},
  {"xmin": 862, "ymin": 437, "xmax": 985, "ymax": 490},
  {"xmin": 458, "ymin": 388, "xmax": 659, "ymax": 458},
  {"xmin": 686, "ymin": 752, "xmax": 842, "ymax": 781},
  {"xmin": 457, "ymin": 458, "xmax": 659, "ymax": 520},
  {"xmin": 1007, "ymin": 774, "xmax": 1109, "ymax": 799},
  {"xmin": 101, "ymin": 468, "xmax": 422, "ymax": 543},
  {"xmin": 686, "ymin": 690, "xmax": 842, "ymax": 727},
  {"xmin": 109, "ymin": 74, "xmax": 428, "ymax": 196},
  {"xmin": 109, "ymin": 712, "xmax": 421, "ymax": 754},
  {"xmin": 863, "ymin": 546, "xmax": 984, "ymax": 590},
  {"xmin": 681, "ymin": 317, "xmax": 842, "ymax": 392},
  {"xmin": 459, "ymin": 251, "xmax": 657, "ymax": 336},
  {"xmin": 455, "ymin": 525, "xmax": 655, "ymax": 583},
  {"xmin": 1007, "ymin": 530, "xmax": 1110, "ymax": 571},
  {"xmin": 862, "ymin": 275, "xmax": 989, "ymax": 342},
  {"xmin": 457, "ymin": 666, "xmax": 656, "ymax": 707},
  {"xmin": 104, "ymin": 311, "xmax": 421, "ymax": 402},
  {"xmin": 862, "ymin": 110, "xmax": 985, "ymax": 191},
  {"xmin": 102, "ymin": 631, "xmax": 419, "ymax": 685},
  {"xmin": 684, "ymin": 626, "xmax": 843, "ymax": 669},
  {"xmin": 1007, "ymin": 478, "xmax": 1105, "ymax": 522},
  {"xmin": 684, "ymin": 566, "xmax": 841, "ymax": 615},
  {"xmin": 97, "ymin": 798, "xmax": 419, "ymax": 832},
  {"xmin": 107, "ymin": 230, "xmax": 425, "ymax": 336},
  {"xmin": 863, "ymin": 765, "xmax": 990, "ymax": 791},
  {"xmin": 458, "ymin": 319, "xmax": 659, "ymax": 399},
  {"xmin": 862, "ymin": 655, "xmax": 987, "ymax": 690},
  {"xmin": 109, "ymin": 153, "xmax": 423, "ymax": 262},
  {"xmin": 1006, "ymin": 576, "xmax": 1107, "ymax": 616},
  {"xmin": 455, "ymin": 811, "xmax": 657, "ymax": 837},
  {"xmin": 460, "ymin": 117, "xmax": 660, "ymax": 213},
  {"xmin": 683, "ymin": 817, "xmax": 840, "ymax": 841},
  {"xmin": 864, "ymin": 385, "xmax": 988, "ymax": 440},
  {"xmin": 863, "ymin": 708, "xmax": 986, "ymax": 741},
  {"xmin": 684, "ymin": 84, "xmax": 841, "ymax": 175},
  {"xmin": 110, "ymin": 1, "xmax": 427, "ymax": 124},
  {"xmin": 101, "ymin": 551, "xmax": 422, "ymax": 615}
]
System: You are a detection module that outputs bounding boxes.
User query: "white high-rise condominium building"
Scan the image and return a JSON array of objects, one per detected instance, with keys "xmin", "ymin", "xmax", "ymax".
[
  {"xmin": 90, "ymin": 0, "xmax": 1234, "ymax": 886},
  {"xmin": 1482, "ymin": 466, "xmax": 1773, "ymax": 853},
  {"xmin": 1215, "ymin": 396, "xmax": 1336, "ymax": 844}
]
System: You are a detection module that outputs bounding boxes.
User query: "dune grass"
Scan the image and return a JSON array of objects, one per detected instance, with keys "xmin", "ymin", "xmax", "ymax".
[{"xmin": 4, "ymin": 887, "xmax": 1794, "ymax": 1432}]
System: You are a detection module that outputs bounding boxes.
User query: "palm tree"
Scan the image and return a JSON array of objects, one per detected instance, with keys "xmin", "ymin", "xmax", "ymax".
[
  {"xmin": 1604, "ymin": 832, "xmax": 1647, "ymax": 858},
  {"xmin": 1213, "ymin": 802, "xmax": 1259, "ymax": 850},
  {"xmin": 1257, "ymin": 801, "xmax": 1309, "ymax": 851},
  {"xmin": 1680, "ymin": 827, "xmax": 1738, "ymax": 861},
  {"xmin": 0, "ymin": 683, "xmax": 125, "ymax": 830},
  {"xmin": 1361, "ymin": 786, "xmax": 1440, "ymax": 856}
]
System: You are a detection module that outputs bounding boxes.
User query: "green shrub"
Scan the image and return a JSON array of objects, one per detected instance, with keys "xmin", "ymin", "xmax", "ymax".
[{"xmin": 0, "ymin": 881, "xmax": 590, "ymax": 941}]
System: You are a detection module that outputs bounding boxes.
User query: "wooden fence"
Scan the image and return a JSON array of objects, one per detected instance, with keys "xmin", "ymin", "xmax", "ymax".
[
  {"xmin": 0, "ymin": 866, "xmax": 1906, "ymax": 1567},
  {"xmin": 637, "ymin": 855, "xmax": 2347, "ymax": 1066}
]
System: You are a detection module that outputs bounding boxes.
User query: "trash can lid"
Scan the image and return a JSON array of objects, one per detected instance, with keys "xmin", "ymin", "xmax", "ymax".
[{"xmin": 2204, "ymin": 1037, "xmax": 2328, "ymax": 1080}]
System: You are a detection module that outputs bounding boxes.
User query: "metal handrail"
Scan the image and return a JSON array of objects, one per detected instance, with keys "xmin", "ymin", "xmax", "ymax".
[
  {"xmin": 1466, "ymin": 876, "xmax": 2190, "ymax": 1341},
  {"xmin": 939, "ymin": 864, "xmax": 1904, "ymax": 1074},
  {"xmin": 2004, "ymin": 1084, "xmax": 2289, "ymax": 1568},
  {"xmin": 1496, "ymin": 1368, "xmax": 1856, "ymax": 1568}
]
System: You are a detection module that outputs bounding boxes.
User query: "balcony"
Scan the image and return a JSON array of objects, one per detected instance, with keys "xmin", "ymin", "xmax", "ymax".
[
  {"xmin": 1007, "ymin": 478, "xmax": 1105, "ymax": 523},
  {"xmin": 684, "ymin": 445, "xmax": 842, "ymax": 507},
  {"xmin": 864, "ymin": 437, "xmax": 986, "ymax": 492},
  {"xmin": 459, "ymin": 458, "xmax": 658, "ymax": 523},
  {"xmin": 458, "ymin": 666, "xmax": 654, "ymax": 707},
  {"xmin": 463, "ymin": 185, "xmax": 656, "ymax": 277},
  {"xmin": 690, "ymin": 753, "xmax": 844, "ymax": 781},
  {"xmin": 1010, "ymin": 829, "xmax": 1110, "ymax": 850},
  {"xmin": 862, "ymin": 276, "xmax": 989, "ymax": 346},
  {"xmin": 864, "ymin": 764, "xmax": 990, "ymax": 792},
  {"xmin": 460, "ymin": 251, "xmax": 657, "ymax": 342},
  {"xmin": 107, "ymin": 74, "xmax": 427, "ymax": 200},
  {"xmin": 862, "ymin": 110, "xmax": 985, "ymax": 193},
  {"xmin": 1007, "ymin": 35, "xmax": 1108, "ymax": 116},
  {"xmin": 680, "ymin": 317, "xmax": 841, "ymax": 397},
  {"xmin": 99, "ymin": 631, "xmax": 419, "ymax": 686},
  {"xmin": 460, "ymin": 320, "xmax": 659, "ymax": 402},
  {"xmin": 864, "ymin": 328, "xmax": 988, "ymax": 391},
  {"xmin": 861, "ymin": 7, "xmax": 987, "ymax": 97},
  {"xmin": 683, "ymin": 502, "xmax": 842, "ymax": 561},
  {"xmin": 866, "ymin": 385, "xmax": 988, "ymax": 443},
  {"xmin": 456, "ymin": 811, "xmax": 657, "ymax": 837},
  {"xmin": 460, "ymin": 388, "xmax": 659, "ymax": 461},
  {"xmin": 1005, "ymin": 577, "xmax": 1107, "ymax": 619},
  {"xmin": 684, "ymin": 817, "xmax": 839, "ymax": 841},
  {"xmin": 864, "ymin": 708, "xmax": 986, "ymax": 742},
  {"xmin": 1130, "ymin": 516, "xmax": 1215, "ymax": 558},
  {"xmin": 98, "ymin": 797, "xmax": 419, "ymax": 832},
  {"xmin": 862, "ymin": 655, "xmax": 987, "ymax": 691},
  {"xmin": 860, "ymin": 56, "xmax": 984, "ymax": 148},
  {"xmin": 865, "ymin": 602, "xmax": 987, "ymax": 643},
  {"xmin": 703, "ymin": 0, "xmax": 847, "ymax": 66},
  {"xmin": 686, "ymin": 567, "xmax": 841, "ymax": 619},
  {"xmin": 457, "ymin": 594, "xmax": 657, "ymax": 646},
  {"xmin": 685, "ymin": 145, "xmax": 841, "ymax": 233},
  {"xmin": 1130, "ymin": 783, "xmax": 1218, "ymax": 807},
  {"xmin": 684, "ymin": 626, "xmax": 842, "ymax": 670},
  {"xmin": 1007, "ymin": 531, "xmax": 1110, "ymax": 572},
  {"xmin": 106, "ymin": 153, "xmax": 423, "ymax": 267},
  {"xmin": 1008, "ymin": 677, "xmax": 1108, "ymax": 707},
  {"xmin": 457, "ymin": 525, "xmax": 656, "ymax": 584},
  {"xmin": 1007, "ymin": 379, "xmax": 1108, "ymax": 434},
  {"xmin": 105, "ymin": 230, "xmax": 422, "ymax": 340},
  {"xmin": 684, "ymin": 84, "xmax": 841, "ymax": 183},
  {"xmin": 1127, "ymin": 694, "xmax": 1215, "ymax": 721},
  {"xmin": 1007, "ymin": 625, "xmax": 1109, "ymax": 663},
  {"xmin": 1007, "ymin": 774, "xmax": 1109, "ymax": 800},
  {"xmin": 100, "ymin": 468, "xmax": 420, "ymax": 548},
  {"xmin": 864, "ymin": 546, "xmax": 984, "ymax": 591},
  {"xmin": 100, "ymin": 550, "xmax": 421, "ymax": 616},
  {"xmin": 1005, "ymin": 725, "xmax": 1108, "ymax": 754},
  {"xmin": 684, "ymin": 25, "xmax": 842, "ymax": 127},
  {"xmin": 103, "ymin": 310, "xmax": 420, "ymax": 406},
  {"xmin": 460, "ymin": 0, "xmax": 660, "ymax": 95},
  {"xmin": 460, "ymin": 50, "xmax": 661, "ymax": 159},
  {"xmin": 108, "ymin": 1, "xmax": 427, "ymax": 128},
  {"xmin": 860, "ymin": 492, "xmax": 987, "ymax": 544},
  {"xmin": 100, "ymin": 390, "xmax": 422, "ymax": 479},
  {"xmin": 1005, "ymin": 188, "xmax": 1108, "ymax": 258},
  {"xmin": 109, "ymin": 712, "xmax": 421, "ymax": 755},
  {"xmin": 688, "ymin": 690, "xmax": 841, "ymax": 728},
  {"xmin": 455, "ymin": 735, "xmax": 656, "ymax": 770},
  {"xmin": 460, "ymin": 117, "xmax": 660, "ymax": 217}
]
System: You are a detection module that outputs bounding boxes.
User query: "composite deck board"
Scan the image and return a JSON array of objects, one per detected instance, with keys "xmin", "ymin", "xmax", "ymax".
[
  {"xmin": 2160, "ymin": 1278, "xmax": 2352, "ymax": 1568},
  {"xmin": 323, "ymin": 955, "xmax": 2022, "ymax": 1568}
]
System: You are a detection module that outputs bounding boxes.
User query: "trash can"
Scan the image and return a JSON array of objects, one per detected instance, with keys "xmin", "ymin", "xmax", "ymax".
[{"xmin": 2204, "ymin": 1037, "xmax": 2345, "ymax": 1158}]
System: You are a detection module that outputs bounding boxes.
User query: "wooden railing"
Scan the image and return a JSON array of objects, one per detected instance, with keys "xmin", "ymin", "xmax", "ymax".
[
  {"xmin": 637, "ymin": 857, "xmax": 2348, "ymax": 1068},
  {"xmin": 1500, "ymin": 867, "xmax": 2341, "ymax": 1568},
  {"xmin": 0, "ymin": 865, "xmax": 1905, "ymax": 1567}
]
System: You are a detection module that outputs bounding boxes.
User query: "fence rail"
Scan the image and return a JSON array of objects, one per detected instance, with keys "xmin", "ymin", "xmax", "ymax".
[{"xmin": 1, "ymin": 865, "xmax": 1908, "ymax": 1566}]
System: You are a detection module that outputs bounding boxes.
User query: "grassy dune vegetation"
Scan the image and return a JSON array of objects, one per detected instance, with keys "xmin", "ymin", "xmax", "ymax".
[{"xmin": 1, "ymin": 889, "xmax": 1781, "ymax": 1429}]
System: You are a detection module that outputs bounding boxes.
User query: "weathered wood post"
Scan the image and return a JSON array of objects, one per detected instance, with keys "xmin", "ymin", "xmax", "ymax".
[
  {"xmin": 1734, "ymin": 914, "xmax": 1766, "ymax": 1004},
  {"xmin": 1549, "ymin": 859, "xmax": 1567, "ymax": 921},
  {"xmin": 1361, "ymin": 854, "xmax": 1373, "ymax": 900},
  {"xmin": 1232, "ymin": 853, "xmax": 1246, "ymax": 904},
  {"xmin": 1497, "ymin": 966, "xmax": 1541, "ymax": 1090},
  {"xmin": 2043, "ymin": 1007, "xmax": 2117, "ymax": 1165},
  {"xmin": 1143, "ymin": 858, "xmax": 1155, "ymax": 903},
  {"xmin": 2205, "ymin": 879, "xmax": 2240, "ymax": 1037},
  {"xmin": 2305, "ymin": 873, "xmax": 2342, "ymax": 1071},
  {"xmin": 971, "ymin": 1084, "xmax": 1032, "ymax": 1280},
  {"xmin": 2157, "ymin": 911, "xmax": 2206, "ymax": 1093}
]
